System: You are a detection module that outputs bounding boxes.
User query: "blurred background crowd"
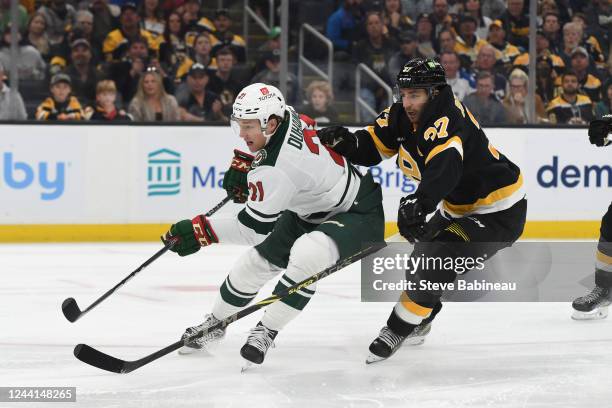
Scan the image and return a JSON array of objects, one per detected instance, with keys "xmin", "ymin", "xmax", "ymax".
[{"xmin": 0, "ymin": 0, "xmax": 609, "ymax": 125}]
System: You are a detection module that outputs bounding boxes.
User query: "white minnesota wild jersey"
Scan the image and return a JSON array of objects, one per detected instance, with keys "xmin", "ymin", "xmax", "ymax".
[{"xmin": 211, "ymin": 107, "xmax": 362, "ymax": 245}]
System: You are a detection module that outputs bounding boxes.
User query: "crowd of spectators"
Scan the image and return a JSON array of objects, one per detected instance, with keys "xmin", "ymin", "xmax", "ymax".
[
  {"xmin": 0, "ymin": 0, "xmax": 610, "ymax": 125},
  {"xmin": 327, "ymin": 0, "xmax": 610, "ymax": 125}
]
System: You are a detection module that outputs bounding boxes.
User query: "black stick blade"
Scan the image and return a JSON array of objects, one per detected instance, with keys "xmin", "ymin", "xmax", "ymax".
[
  {"xmin": 62, "ymin": 298, "xmax": 82, "ymax": 323},
  {"xmin": 74, "ymin": 344, "xmax": 128, "ymax": 373}
]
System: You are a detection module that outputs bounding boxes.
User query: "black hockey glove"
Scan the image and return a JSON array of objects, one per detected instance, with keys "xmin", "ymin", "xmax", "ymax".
[
  {"xmin": 588, "ymin": 115, "xmax": 612, "ymax": 147},
  {"xmin": 397, "ymin": 194, "xmax": 428, "ymax": 244},
  {"xmin": 316, "ymin": 126, "xmax": 358, "ymax": 158}
]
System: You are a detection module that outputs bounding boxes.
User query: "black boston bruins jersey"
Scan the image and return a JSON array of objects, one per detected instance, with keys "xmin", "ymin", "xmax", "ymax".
[{"xmin": 349, "ymin": 85, "xmax": 524, "ymax": 217}]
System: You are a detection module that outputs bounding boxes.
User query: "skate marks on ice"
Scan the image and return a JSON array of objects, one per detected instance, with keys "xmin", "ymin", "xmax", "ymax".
[{"xmin": 1, "ymin": 244, "xmax": 612, "ymax": 407}]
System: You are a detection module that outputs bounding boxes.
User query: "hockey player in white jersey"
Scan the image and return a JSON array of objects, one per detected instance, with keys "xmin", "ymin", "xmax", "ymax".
[{"xmin": 163, "ymin": 83, "xmax": 385, "ymax": 366}]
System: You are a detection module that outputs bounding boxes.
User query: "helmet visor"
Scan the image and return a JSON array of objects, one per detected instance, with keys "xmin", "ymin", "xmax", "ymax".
[{"xmin": 230, "ymin": 114, "xmax": 267, "ymax": 138}]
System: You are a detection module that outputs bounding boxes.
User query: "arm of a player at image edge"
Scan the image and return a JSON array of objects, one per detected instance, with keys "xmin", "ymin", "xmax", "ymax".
[{"xmin": 589, "ymin": 115, "xmax": 612, "ymax": 147}]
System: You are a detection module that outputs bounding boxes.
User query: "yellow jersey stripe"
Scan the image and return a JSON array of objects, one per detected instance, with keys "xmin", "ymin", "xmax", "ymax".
[
  {"xmin": 425, "ymin": 136, "xmax": 463, "ymax": 165},
  {"xmin": 443, "ymin": 173, "xmax": 524, "ymax": 215},
  {"xmin": 366, "ymin": 126, "xmax": 398, "ymax": 158}
]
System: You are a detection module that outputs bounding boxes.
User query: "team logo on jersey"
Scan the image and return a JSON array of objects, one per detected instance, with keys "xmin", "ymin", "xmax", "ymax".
[
  {"xmin": 260, "ymin": 87, "xmax": 269, "ymax": 95},
  {"xmin": 251, "ymin": 149, "xmax": 267, "ymax": 168}
]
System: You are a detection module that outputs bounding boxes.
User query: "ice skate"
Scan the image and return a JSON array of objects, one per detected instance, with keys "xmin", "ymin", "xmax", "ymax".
[
  {"xmin": 572, "ymin": 286, "xmax": 611, "ymax": 320},
  {"xmin": 240, "ymin": 322, "xmax": 277, "ymax": 370},
  {"xmin": 366, "ymin": 325, "xmax": 408, "ymax": 364},
  {"xmin": 366, "ymin": 321, "xmax": 431, "ymax": 364},
  {"xmin": 178, "ymin": 313, "xmax": 226, "ymax": 355}
]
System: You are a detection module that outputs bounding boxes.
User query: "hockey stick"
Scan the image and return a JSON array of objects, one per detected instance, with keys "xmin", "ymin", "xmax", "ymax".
[
  {"xmin": 73, "ymin": 241, "xmax": 387, "ymax": 373},
  {"xmin": 61, "ymin": 195, "xmax": 233, "ymax": 323}
]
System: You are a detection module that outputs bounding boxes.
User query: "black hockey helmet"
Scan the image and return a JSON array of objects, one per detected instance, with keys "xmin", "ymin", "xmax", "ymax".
[{"xmin": 396, "ymin": 57, "xmax": 446, "ymax": 90}]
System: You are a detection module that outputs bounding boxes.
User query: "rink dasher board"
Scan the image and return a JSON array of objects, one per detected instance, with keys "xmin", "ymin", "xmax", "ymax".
[{"xmin": 0, "ymin": 125, "xmax": 609, "ymax": 241}]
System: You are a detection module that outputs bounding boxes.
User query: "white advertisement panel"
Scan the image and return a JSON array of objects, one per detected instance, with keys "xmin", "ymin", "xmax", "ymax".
[
  {"xmin": 0, "ymin": 125, "xmax": 609, "ymax": 226},
  {"xmin": 488, "ymin": 128, "xmax": 611, "ymax": 220}
]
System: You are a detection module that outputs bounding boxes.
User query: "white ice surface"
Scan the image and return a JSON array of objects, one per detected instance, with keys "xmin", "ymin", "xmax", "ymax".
[{"xmin": 1, "ymin": 243, "xmax": 611, "ymax": 408}]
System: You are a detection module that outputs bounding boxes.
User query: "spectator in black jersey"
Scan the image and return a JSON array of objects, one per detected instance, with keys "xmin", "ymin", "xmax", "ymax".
[
  {"xmin": 463, "ymin": 71, "xmax": 507, "ymax": 125},
  {"xmin": 498, "ymin": 0, "xmax": 529, "ymax": 49},
  {"xmin": 89, "ymin": 0, "xmax": 116, "ymax": 47},
  {"xmin": 64, "ymin": 38, "xmax": 102, "ymax": 107},
  {"xmin": 535, "ymin": 54, "xmax": 558, "ymax": 105},
  {"xmin": 298, "ymin": 80, "xmax": 339, "ymax": 124},
  {"xmin": 108, "ymin": 37, "xmax": 149, "ymax": 106},
  {"xmin": 545, "ymin": 71, "xmax": 594, "ymax": 125},
  {"xmin": 211, "ymin": 8, "xmax": 246, "ymax": 63},
  {"xmin": 570, "ymin": 47, "xmax": 602, "ymax": 102},
  {"xmin": 207, "ymin": 46, "xmax": 245, "ymax": 117},
  {"xmin": 541, "ymin": 12, "xmax": 562, "ymax": 53},
  {"xmin": 160, "ymin": 11, "xmax": 186, "ymax": 62},
  {"xmin": 103, "ymin": 2, "xmax": 156, "ymax": 63},
  {"xmin": 74, "ymin": 10, "xmax": 103, "ymax": 64},
  {"xmin": 382, "ymin": 0, "xmax": 413, "ymax": 41},
  {"xmin": 177, "ymin": 62, "xmax": 225, "ymax": 122},
  {"xmin": 87, "ymin": 79, "xmax": 132, "ymax": 121},
  {"xmin": 430, "ymin": 0, "xmax": 452, "ymax": 39},
  {"xmin": 388, "ymin": 30, "xmax": 424, "ymax": 81}
]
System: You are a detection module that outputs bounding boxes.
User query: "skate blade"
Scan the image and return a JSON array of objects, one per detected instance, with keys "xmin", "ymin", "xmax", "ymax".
[
  {"xmin": 178, "ymin": 346, "xmax": 211, "ymax": 355},
  {"xmin": 572, "ymin": 307, "xmax": 609, "ymax": 320},
  {"xmin": 241, "ymin": 361, "xmax": 256, "ymax": 373},
  {"xmin": 365, "ymin": 353, "xmax": 387, "ymax": 365}
]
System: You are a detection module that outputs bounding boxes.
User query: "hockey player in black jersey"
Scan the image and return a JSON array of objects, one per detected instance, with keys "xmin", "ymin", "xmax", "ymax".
[
  {"xmin": 318, "ymin": 57, "xmax": 527, "ymax": 363},
  {"xmin": 571, "ymin": 115, "xmax": 612, "ymax": 320}
]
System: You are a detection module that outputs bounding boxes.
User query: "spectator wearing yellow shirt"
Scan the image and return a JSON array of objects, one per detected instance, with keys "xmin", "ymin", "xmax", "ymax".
[
  {"xmin": 210, "ymin": 8, "xmax": 246, "ymax": 63},
  {"xmin": 103, "ymin": 2, "xmax": 162, "ymax": 62},
  {"xmin": 454, "ymin": 15, "xmax": 488, "ymax": 67},
  {"xmin": 486, "ymin": 19, "xmax": 520, "ymax": 75},
  {"xmin": 36, "ymin": 74, "xmax": 84, "ymax": 121}
]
